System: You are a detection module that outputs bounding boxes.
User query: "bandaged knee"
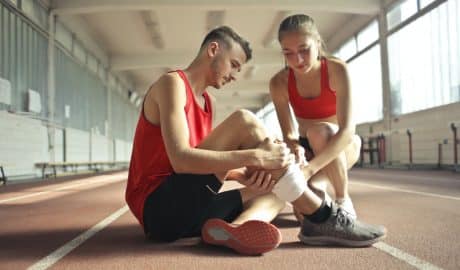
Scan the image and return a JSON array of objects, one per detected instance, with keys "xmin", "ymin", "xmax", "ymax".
[{"xmin": 272, "ymin": 164, "xmax": 307, "ymax": 202}]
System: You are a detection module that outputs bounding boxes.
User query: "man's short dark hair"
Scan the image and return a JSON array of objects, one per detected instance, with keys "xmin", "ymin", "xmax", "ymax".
[{"xmin": 200, "ymin": 26, "xmax": 252, "ymax": 62}]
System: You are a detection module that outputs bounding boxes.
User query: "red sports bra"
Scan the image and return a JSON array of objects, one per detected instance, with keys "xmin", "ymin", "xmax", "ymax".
[{"xmin": 287, "ymin": 58, "xmax": 336, "ymax": 119}]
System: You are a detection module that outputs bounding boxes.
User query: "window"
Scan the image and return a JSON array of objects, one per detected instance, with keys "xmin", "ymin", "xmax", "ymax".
[
  {"xmin": 337, "ymin": 38, "xmax": 357, "ymax": 61},
  {"xmin": 357, "ymin": 20, "xmax": 379, "ymax": 50},
  {"xmin": 21, "ymin": 0, "xmax": 48, "ymax": 30},
  {"xmin": 420, "ymin": 0, "xmax": 437, "ymax": 8},
  {"xmin": 387, "ymin": 0, "xmax": 418, "ymax": 30},
  {"xmin": 73, "ymin": 41, "xmax": 87, "ymax": 64},
  {"xmin": 56, "ymin": 22, "xmax": 73, "ymax": 52},
  {"xmin": 388, "ymin": 0, "xmax": 460, "ymax": 115},
  {"xmin": 348, "ymin": 45, "xmax": 383, "ymax": 124}
]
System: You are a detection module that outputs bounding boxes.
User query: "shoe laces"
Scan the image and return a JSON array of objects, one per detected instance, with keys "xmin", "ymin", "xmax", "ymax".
[{"xmin": 336, "ymin": 208, "xmax": 353, "ymax": 228}]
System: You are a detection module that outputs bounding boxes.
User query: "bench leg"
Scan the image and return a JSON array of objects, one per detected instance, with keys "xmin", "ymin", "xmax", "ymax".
[{"xmin": 0, "ymin": 166, "xmax": 6, "ymax": 184}]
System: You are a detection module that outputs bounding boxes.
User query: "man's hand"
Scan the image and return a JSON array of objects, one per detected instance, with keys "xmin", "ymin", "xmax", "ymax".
[{"xmin": 237, "ymin": 170, "xmax": 276, "ymax": 195}]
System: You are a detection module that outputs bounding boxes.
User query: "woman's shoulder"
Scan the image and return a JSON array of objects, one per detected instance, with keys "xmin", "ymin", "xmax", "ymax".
[
  {"xmin": 324, "ymin": 57, "xmax": 349, "ymax": 91},
  {"xmin": 324, "ymin": 57, "xmax": 348, "ymax": 76},
  {"xmin": 270, "ymin": 68, "xmax": 289, "ymax": 89}
]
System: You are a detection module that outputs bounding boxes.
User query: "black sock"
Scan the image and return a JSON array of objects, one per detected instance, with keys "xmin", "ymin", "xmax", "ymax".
[{"xmin": 305, "ymin": 200, "xmax": 331, "ymax": 223}]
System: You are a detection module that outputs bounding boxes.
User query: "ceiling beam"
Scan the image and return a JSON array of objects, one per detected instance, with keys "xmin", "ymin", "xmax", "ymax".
[
  {"xmin": 206, "ymin": 10, "xmax": 226, "ymax": 31},
  {"xmin": 110, "ymin": 50, "xmax": 283, "ymax": 71},
  {"xmin": 141, "ymin": 11, "xmax": 165, "ymax": 49},
  {"xmin": 262, "ymin": 11, "xmax": 292, "ymax": 48},
  {"xmin": 52, "ymin": 0, "xmax": 380, "ymax": 15}
]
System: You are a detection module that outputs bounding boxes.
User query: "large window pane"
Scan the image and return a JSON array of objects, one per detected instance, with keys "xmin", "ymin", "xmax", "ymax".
[
  {"xmin": 56, "ymin": 22, "xmax": 73, "ymax": 51},
  {"xmin": 388, "ymin": 0, "xmax": 460, "ymax": 115},
  {"xmin": 387, "ymin": 0, "xmax": 418, "ymax": 30},
  {"xmin": 337, "ymin": 38, "xmax": 357, "ymax": 61},
  {"xmin": 420, "ymin": 0, "xmax": 436, "ymax": 8},
  {"xmin": 22, "ymin": 0, "xmax": 47, "ymax": 30},
  {"xmin": 348, "ymin": 45, "xmax": 383, "ymax": 124},
  {"xmin": 357, "ymin": 20, "xmax": 379, "ymax": 50}
]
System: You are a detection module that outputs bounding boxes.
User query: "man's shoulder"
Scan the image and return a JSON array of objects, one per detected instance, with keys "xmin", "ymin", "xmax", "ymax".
[
  {"xmin": 147, "ymin": 72, "xmax": 185, "ymax": 99},
  {"xmin": 155, "ymin": 71, "xmax": 184, "ymax": 90},
  {"xmin": 144, "ymin": 71, "xmax": 187, "ymax": 112}
]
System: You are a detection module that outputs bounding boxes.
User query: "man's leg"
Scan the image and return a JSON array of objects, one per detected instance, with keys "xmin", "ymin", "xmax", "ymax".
[
  {"xmin": 197, "ymin": 109, "xmax": 286, "ymax": 223},
  {"xmin": 199, "ymin": 110, "xmax": 385, "ymax": 249},
  {"xmin": 197, "ymin": 109, "xmax": 290, "ymax": 255}
]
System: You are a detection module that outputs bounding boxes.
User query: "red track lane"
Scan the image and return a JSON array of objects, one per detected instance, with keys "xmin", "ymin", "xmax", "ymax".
[{"xmin": 0, "ymin": 169, "xmax": 459, "ymax": 270}]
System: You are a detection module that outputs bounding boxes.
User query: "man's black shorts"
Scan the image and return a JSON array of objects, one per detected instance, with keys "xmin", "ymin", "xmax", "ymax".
[{"xmin": 143, "ymin": 173, "xmax": 243, "ymax": 242}]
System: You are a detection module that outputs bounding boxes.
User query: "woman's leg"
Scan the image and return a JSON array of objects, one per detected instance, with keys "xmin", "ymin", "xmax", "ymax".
[{"xmin": 305, "ymin": 123, "xmax": 361, "ymax": 199}]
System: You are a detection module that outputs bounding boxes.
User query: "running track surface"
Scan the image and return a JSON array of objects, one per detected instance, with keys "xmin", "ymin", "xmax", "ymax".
[{"xmin": 0, "ymin": 168, "xmax": 459, "ymax": 270}]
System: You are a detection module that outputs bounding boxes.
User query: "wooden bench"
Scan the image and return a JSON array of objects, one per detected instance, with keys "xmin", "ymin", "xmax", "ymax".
[
  {"xmin": 0, "ymin": 165, "xmax": 6, "ymax": 185},
  {"xmin": 35, "ymin": 161, "xmax": 129, "ymax": 179}
]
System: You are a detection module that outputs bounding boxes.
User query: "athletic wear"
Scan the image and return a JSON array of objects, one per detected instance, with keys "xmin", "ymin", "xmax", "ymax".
[
  {"xmin": 202, "ymin": 218, "xmax": 282, "ymax": 255},
  {"xmin": 288, "ymin": 58, "xmax": 336, "ymax": 119},
  {"xmin": 143, "ymin": 173, "xmax": 243, "ymax": 241},
  {"xmin": 125, "ymin": 70, "xmax": 213, "ymax": 227},
  {"xmin": 299, "ymin": 203, "xmax": 386, "ymax": 247},
  {"xmin": 299, "ymin": 136, "xmax": 314, "ymax": 161}
]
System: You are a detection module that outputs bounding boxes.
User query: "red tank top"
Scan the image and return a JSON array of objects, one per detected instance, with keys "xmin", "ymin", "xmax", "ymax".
[
  {"xmin": 125, "ymin": 70, "xmax": 213, "ymax": 226},
  {"xmin": 287, "ymin": 58, "xmax": 336, "ymax": 119}
]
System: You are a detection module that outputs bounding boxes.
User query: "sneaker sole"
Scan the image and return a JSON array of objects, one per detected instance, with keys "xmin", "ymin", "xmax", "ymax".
[
  {"xmin": 298, "ymin": 233, "xmax": 386, "ymax": 247},
  {"xmin": 202, "ymin": 218, "xmax": 281, "ymax": 255}
]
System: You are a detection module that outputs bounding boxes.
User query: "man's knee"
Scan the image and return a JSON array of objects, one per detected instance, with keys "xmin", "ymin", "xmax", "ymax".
[
  {"xmin": 231, "ymin": 109, "xmax": 261, "ymax": 127},
  {"xmin": 272, "ymin": 165, "xmax": 307, "ymax": 202},
  {"xmin": 230, "ymin": 109, "xmax": 266, "ymax": 139}
]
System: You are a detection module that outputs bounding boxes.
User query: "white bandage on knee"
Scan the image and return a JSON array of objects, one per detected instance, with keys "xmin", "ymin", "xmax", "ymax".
[{"xmin": 272, "ymin": 164, "xmax": 307, "ymax": 202}]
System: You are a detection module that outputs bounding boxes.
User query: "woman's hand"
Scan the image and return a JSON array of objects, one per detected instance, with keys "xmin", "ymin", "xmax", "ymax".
[
  {"xmin": 287, "ymin": 141, "xmax": 308, "ymax": 167},
  {"xmin": 257, "ymin": 138, "xmax": 295, "ymax": 169}
]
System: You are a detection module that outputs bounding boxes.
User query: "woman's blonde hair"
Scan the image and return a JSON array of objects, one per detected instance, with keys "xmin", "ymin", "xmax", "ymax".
[{"xmin": 278, "ymin": 14, "xmax": 328, "ymax": 58}]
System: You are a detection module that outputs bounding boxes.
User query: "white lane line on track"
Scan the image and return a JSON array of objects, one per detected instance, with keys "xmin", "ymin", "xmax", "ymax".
[
  {"xmin": 27, "ymin": 205, "xmax": 129, "ymax": 270},
  {"xmin": 374, "ymin": 242, "xmax": 444, "ymax": 270},
  {"xmin": 0, "ymin": 177, "xmax": 125, "ymax": 204},
  {"xmin": 351, "ymin": 181, "xmax": 460, "ymax": 201}
]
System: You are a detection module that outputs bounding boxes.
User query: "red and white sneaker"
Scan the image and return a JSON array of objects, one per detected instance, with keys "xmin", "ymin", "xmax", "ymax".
[{"xmin": 201, "ymin": 218, "xmax": 281, "ymax": 255}]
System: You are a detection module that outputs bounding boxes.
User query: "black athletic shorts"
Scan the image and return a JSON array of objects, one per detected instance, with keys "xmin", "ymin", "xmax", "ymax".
[
  {"xmin": 299, "ymin": 136, "xmax": 314, "ymax": 161},
  {"xmin": 143, "ymin": 173, "xmax": 243, "ymax": 242}
]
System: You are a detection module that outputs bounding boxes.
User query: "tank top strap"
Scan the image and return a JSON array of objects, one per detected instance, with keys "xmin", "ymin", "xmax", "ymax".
[
  {"xmin": 320, "ymin": 57, "xmax": 330, "ymax": 91},
  {"xmin": 287, "ymin": 68, "xmax": 296, "ymax": 95},
  {"xmin": 174, "ymin": 70, "xmax": 194, "ymax": 109}
]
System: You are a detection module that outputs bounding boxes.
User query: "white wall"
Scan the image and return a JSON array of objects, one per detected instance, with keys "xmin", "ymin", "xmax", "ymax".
[
  {"xmin": 115, "ymin": 139, "xmax": 132, "ymax": 162},
  {"xmin": 0, "ymin": 111, "xmax": 48, "ymax": 178},
  {"xmin": 65, "ymin": 127, "xmax": 90, "ymax": 162},
  {"xmin": 357, "ymin": 102, "xmax": 460, "ymax": 165},
  {"xmin": 90, "ymin": 133, "xmax": 110, "ymax": 162}
]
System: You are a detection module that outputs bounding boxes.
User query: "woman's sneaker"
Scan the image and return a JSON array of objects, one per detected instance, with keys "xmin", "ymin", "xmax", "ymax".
[
  {"xmin": 298, "ymin": 203, "xmax": 386, "ymax": 247},
  {"xmin": 335, "ymin": 197, "xmax": 357, "ymax": 219},
  {"xmin": 202, "ymin": 218, "xmax": 281, "ymax": 255}
]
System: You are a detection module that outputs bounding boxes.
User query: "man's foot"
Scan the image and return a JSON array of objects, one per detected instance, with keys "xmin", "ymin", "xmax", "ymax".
[
  {"xmin": 335, "ymin": 197, "xmax": 357, "ymax": 219},
  {"xmin": 202, "ymin": 218, "xmax": 281, "ymax": 255},
  {"xmin": 298, "ymin": 203, "xmax": 386, "ymax": 247}
]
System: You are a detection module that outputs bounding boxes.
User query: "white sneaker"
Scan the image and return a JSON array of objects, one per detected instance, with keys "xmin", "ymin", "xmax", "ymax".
[{"xmin": 335, "ymin": 197, "xmax": 357, "ymax": 219}]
